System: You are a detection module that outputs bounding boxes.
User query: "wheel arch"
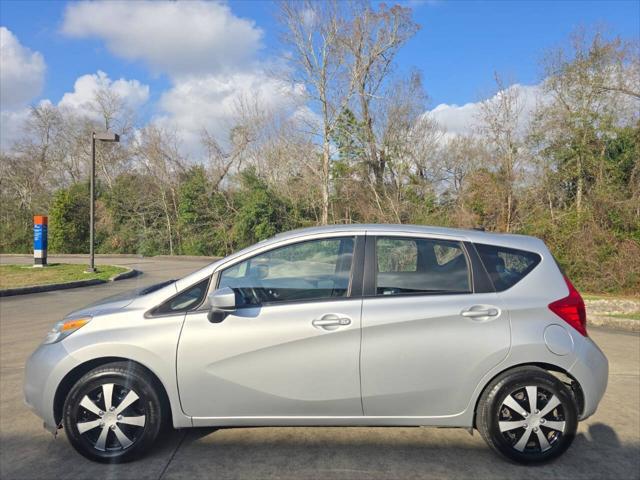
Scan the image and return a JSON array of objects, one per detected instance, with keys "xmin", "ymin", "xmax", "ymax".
[
  {"xmin": 472, "ymin": 362, "xmax": 585, "ymax": 427},
  {"xmin": 53, "ymin": 357, "xmax": 173, "ymax": 428}
]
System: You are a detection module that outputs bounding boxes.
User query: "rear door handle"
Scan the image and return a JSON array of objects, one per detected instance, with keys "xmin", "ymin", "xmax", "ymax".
[
  {"xmin": 461, "ymin": 307, "xmax": 500, "ymax": 318},
  {"xmin": 312, "ymin": 315, "xmax": 351, "ymax": 329}
]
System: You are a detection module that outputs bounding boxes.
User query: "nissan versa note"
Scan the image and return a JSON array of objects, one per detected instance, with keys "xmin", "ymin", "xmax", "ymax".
[{"xmin": 24, "ymin": 225, "xmax": 608, "ymax": 464}]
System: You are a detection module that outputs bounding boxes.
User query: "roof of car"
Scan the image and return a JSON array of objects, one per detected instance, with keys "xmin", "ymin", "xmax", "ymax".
[
  {"xmin": 275, "ymin": 224, "xmax": 542, "ymax": 248},
  {"xmin": 277, "ymin": 223, "xmax": 475, "ymax": 236}
]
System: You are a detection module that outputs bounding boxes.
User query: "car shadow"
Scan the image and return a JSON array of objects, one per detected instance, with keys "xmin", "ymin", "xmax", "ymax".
[
  {"xmin": 2, "ymin": 423, "xmax": 637, "ymax": 480},
  {"xmin": 159, "ymin": 422, "xmax": 638, "ymax": 479}
]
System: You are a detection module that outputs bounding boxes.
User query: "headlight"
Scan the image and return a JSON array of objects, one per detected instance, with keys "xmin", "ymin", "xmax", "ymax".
[{"xmin": 42, "ymin": 316, "xmax": 92, "ymax": 344}]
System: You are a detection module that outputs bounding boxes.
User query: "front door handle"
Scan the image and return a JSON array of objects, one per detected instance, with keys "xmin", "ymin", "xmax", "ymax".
[
  {"xmin": 461, "ymin": 307, "xmax": 500, "ymax": 318},
  {"xmin": 312, "ymin": 314, "xmax": 351, "ymax": 329}
]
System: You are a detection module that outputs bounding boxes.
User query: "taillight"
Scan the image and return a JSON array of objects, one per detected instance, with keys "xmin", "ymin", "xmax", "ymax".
[{"xmin": 548, "ymin": 276, "xmax": 587, "ymax": 336}]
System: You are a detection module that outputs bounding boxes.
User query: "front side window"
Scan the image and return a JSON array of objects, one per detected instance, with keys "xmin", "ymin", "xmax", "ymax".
[
  {"xmin": 475, "ymin": 243, "xmax": 541, "ymax": 291},
  {"xmin": 218, "ymin": 237, "xmax": 355, "ymax": 306},
  {"xmin": 375, "ymin": 237, "xmax": 471, "ymax": 295},
  {"xmin": 153, "ymin": 277, "xmax": 210, "ymax": 315}
]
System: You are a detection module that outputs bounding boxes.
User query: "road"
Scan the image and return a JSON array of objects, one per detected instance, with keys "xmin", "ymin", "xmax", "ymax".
[{"xmin": 1, "ymin": 256, "xmax": 638, "ymax": 480}]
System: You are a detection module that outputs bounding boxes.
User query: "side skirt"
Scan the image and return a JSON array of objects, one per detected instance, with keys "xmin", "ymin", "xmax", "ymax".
[{"xmin": 191, "ymin": 414, "xmax": 473, "ymax": 428}]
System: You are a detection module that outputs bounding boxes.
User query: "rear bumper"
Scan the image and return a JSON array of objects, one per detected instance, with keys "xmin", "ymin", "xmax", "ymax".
[{"xmin": 569, "ymin": 336, "xmax": 609, "ymax": 420}]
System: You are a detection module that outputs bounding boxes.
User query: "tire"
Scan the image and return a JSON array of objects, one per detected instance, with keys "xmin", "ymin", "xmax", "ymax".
[
  {"xmin": 476, "ymin": 366, "xmax": 578, "ymax": 464},
  {"xmin": 62, "ymin": 361, "xmax": 164, "ymax": 463}
]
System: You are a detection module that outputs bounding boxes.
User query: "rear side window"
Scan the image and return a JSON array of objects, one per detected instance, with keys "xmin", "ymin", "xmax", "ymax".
[
  {"xmin": 475, "ymin": 244, "xmax": 541, "ymax": 291},
  {"xmin": 375, "ymin": 237, "xmax": 471, "ymax": 295}
]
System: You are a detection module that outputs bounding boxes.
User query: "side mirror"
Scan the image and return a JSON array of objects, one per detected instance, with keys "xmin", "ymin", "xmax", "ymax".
[{"xmin": 207, "ymin": 287, "xmax": 236, "ymax": 323}]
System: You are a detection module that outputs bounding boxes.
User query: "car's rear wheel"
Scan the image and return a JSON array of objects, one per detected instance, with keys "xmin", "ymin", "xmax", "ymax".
[
  {"xmin": 476, "ymin": 366, "xmax": 578, "ymax": 464},
  {"xmin": 62, "ymin": 362, "xmax": 163, "ymax": 463}
]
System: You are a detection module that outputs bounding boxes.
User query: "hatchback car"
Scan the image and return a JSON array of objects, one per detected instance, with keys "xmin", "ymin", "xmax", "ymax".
[{"xmin": 24, "ymin": 224, "xmax": 608, "ymax": 464}]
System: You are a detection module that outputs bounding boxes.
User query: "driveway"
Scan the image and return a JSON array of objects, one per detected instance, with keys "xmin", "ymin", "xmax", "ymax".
[{"xmin": 0, "ymin": 256, "xmax": 638, "ymax": 479}]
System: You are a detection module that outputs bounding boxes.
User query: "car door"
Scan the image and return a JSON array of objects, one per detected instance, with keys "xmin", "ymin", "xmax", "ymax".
[
  {"xmin": 360, "ymin": 234, "xmax": 509, "ymax": 417},
  {"xmin": 177, "ymin": 235, "xmax": 365, "ymax": 420}
]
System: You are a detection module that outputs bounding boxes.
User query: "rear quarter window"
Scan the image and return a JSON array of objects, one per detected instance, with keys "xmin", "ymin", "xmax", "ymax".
[{"xmin": 475, "ymin": 243, "xmax": 541, "ymax": 291}]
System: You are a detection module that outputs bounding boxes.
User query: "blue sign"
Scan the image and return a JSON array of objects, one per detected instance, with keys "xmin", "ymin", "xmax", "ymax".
[
  {"xmin": 34, "ymin": 224, "xmax": 47, "ymax": 251},
  {"xmin": 34, "ymin": 215, "xmax": 48, "ymax": 266}
]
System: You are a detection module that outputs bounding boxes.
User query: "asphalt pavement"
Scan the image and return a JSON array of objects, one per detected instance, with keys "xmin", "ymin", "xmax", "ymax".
[{"xmin": 0, "ymin": 256, "xmax": 638, "ymax": 480}]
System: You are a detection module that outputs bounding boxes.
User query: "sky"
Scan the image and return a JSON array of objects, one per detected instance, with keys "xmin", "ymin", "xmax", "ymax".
[{"xmin": 1, "ymin": 0, "xmax": 639, "ymax": 155}]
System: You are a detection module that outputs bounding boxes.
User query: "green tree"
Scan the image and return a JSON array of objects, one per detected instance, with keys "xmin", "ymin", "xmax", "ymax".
[
  {"xmin": 0, "ymin": 207, "xmax": 32, "ymax": 253},
  {"xmin": 178, "ymin": 166, "xmax": 233, "ymax": 256},
  {"xmin": 332, "ymin": 108, "xmax": 365, "ymax": 166},
  {"xmin": 99, "ymin": 173, "xmax": 166, "ymax": 255},
  {"xmin": 232, "ymin": 168, "xmax": 298, "ymax": 247},
  {"xmin": 49, "ymin": 183, "xmax": 90, "ymax": 253}
]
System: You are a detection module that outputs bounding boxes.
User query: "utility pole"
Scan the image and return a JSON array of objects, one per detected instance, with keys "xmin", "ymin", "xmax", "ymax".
[{"xmin": 87, "ymin": 131, "xmax": 119, "ymax": 273}]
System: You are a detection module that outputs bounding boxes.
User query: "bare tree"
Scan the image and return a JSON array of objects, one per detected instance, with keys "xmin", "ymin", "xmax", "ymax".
[
  {"xmin": 201, "ymin": 128, "xmax": 246, "ymax": 190},
  {"xmin": 436, "ymin": 135, "xmax": 491, "ymax": 224},
  {"xmin": 89, "ymin": 88, "xmax": 136, "ymax": 189},
  {"xmin": 278, "ymin": 0, "xmax": 355, "ymax": 224},
  {"xmin": 133, "ymin": 125, "xmax": 185, "ymax": 255},
  {"xmin": 535, "ymin": 29, "xmax": 639, "ymax": 214},
  {"xmin": 342, "ymin": 2, "xmax": 419, "ymax": 190},
  {"xmin": 477, "ymin": 75, "xmax": 527, "ymax": 232},
  {"xmin": 201, "ymin": 93, "xmax": 275, "ymax": 190}
]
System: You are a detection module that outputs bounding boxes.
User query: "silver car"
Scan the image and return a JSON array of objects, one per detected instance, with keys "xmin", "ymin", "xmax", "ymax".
[{"xmin": 24, "ymin": 224, "xmax": 608, "ymax": 464}]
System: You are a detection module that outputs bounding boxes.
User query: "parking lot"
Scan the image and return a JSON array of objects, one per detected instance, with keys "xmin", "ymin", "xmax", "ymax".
[{"xmin": 1, "ymin": 256, "xmax": 638, "ymax": 479}]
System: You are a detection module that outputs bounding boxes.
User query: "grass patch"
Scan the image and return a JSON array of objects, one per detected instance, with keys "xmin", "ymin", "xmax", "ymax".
[
  {"xmin": 605, "ymin": 312, "xmax": 640, "ymax": 321},
  {"xmin": 583, "ymin": 293, "xmax": 640, "ymax": 301},
  {"xmin": 0, "ymin": 263, "xmax": 127, "ymax": 289}
]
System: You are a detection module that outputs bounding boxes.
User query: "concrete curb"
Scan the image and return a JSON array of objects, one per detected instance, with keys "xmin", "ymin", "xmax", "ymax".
[
  {"xmin": 109, "ymin": 265, "xmax": 141, "ymax": 281},
  {"xmin": 588, "ymin": 315, "xmax": 639, "ymax": 333},
  {"xmin": 109, "ymin": 265, "xmax": 142, "ymax": 282},
  {"xmin": 0, "ymin": 253, "xmax": 144, "ymax": 259},
  {"xmin": 1, "ymin": 254, "xmax": 217, "ymax": 261},
  {"xmin": 0, "ymin": 267, "xmax": 140, "ymax": 297},
  {"xmin": 153, "ymin": 255, "xmax": 220, "ymax": 261}
]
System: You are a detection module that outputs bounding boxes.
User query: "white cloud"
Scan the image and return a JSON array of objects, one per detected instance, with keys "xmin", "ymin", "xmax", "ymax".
[
  {"xmin": 0, "ymin": 27, "xmax": 46, "ymax": 149},
  {"xmin": 58, "ymin": 70, "xmax": 149, "ymax": 117},
  {"xmin": 155, "ymin": 72, "xmax": 304, "ymax": 158},
  {"xmin": 61, "ymin": 0, "xmax": 263, "ymax": 79},
  {"xmin": 1, "ymin": 71, "xmax": 149, "ymax": 151},
  {"xmin": 0, "ymin": 26, "xmax": 46, "ymax": 109},
  {"xmin": 60, "ymin": 1, "xmax": 282, "ymax": 158},
  {"xmin": 427, "ymin": 83, "xmax": 542, "ymax": 137},
  {"xmin": 0, "ymin": 108, "xmax": 31, "ymax": 150}
]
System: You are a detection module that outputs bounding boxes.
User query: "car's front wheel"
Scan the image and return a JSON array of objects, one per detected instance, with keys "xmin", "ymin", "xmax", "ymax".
[
  {"xmin": 62, "ymin": 361, "xmax": 164, "ymax": 463},
  {"xmin": 476, "ymin": 366, "xmax": 578, "ymax": 464}
]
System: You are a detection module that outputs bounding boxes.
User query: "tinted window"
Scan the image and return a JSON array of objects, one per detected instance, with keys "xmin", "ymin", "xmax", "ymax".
[
  {"xmin": 218, "ymin": 237, "xmax": 355, "ymax": 306},
  {"xmin": 154, "ymin": 277, "xmax": 210, "ymax": 315},
  {"xmin": 475, "ymin": 243, "xmax": 541, "ymax": 291},
  {"xmin": 375, "ymin": 237, "xmax": 471, "ymax": 295}
]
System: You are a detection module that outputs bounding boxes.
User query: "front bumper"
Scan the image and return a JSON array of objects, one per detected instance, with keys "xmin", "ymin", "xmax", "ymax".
[
  {"xmin": 569, "ymin": 336, "xmax": 609, "ymax": 419},
  {"xmin": 24, "ymin": 341, "xmax": 70, "ymax": 431}
]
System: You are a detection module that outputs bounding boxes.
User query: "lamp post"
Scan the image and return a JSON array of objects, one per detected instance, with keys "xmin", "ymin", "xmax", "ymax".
[{"xmin": 88, "ymin": 130, "xmax": 120, "ymax": 273}]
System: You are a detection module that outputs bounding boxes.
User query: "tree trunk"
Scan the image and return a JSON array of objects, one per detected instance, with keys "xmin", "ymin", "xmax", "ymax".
[
  {"xmin": 506, "ymin": 191, "xmax": 513, "ymax": 233},
  {"xmin": 359, "ymin": 84, "xmax": 383, "ymax": 189},
  {"xmin": 170, "ymin": 186, "xmax": 181, "ymax": 253},
  {"xmin": 160, "ymin": 189, "xmax": 174, "ymax": 255},
  {"xmin": 576, "ymin": 154, "xmax": 583, "ymax": 214},
  {"xmin": 321, "ymin": 135, "xmax": 331, "ymax": 225}
]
